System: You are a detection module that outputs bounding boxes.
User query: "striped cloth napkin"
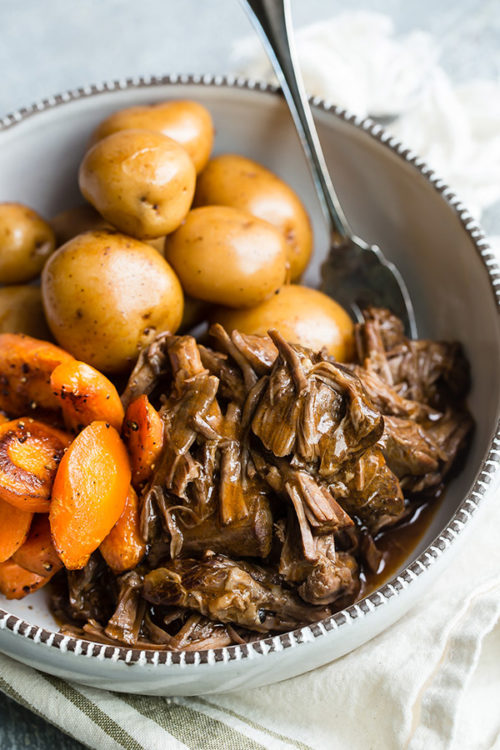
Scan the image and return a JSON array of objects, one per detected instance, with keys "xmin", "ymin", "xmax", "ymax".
[{"xmin": 2, "ymin": 12, "xmax": 500, "ymax": 750}]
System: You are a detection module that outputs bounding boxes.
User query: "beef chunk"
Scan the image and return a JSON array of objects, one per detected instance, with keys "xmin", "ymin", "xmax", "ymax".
[
  {"xmin": 143, "ymin": 554, "xmax": 330, "ymax": 632},
  {"xmin": 57, "ymin": 554, "xmax": 118, "ymax": 625},
  {"xmin": 121, "ymin": 331, "xmax": 172, "ymax": 409},
  {"xmin": 105, "ymin": 571, "xmax": 145, "ymax": 645},
  {"xmin": 355, "ymin": 306, "xmax": 470, "ymax": 409},
  {"xmin": 328, "ymin": 447, "xmax": 405, "ymax": 531},
  {"xmin": 279, "ymin": 513, "xmax": 359, "ymax": 606},
  {"xmin": 252, "ymin": 331, "xmax": 383, "ymax": 470},
  {"xmin": 380, "ymin": 412, "xmax": 472, "ymax": 492},
  {"xmin": 152, "ymin": 491, "xmax": 273, "ymax": 560}
]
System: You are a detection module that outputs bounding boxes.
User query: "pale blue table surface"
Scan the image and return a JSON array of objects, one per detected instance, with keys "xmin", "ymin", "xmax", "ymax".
[{"xmin": 0, "ymin": 0, "xmax": 499, "ymax": 747}]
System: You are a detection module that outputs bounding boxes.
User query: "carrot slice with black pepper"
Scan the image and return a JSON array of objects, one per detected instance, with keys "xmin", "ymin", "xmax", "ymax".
[
  {"xmin": 0, "ymin": 559, "xmax": 48, "ymax": 599},
  {"xmin": 0, "ymin": 333, "xmax": 73, "ymax": 417},
  {"xmin": 51, "ymin": 359, "xmax": 124, "ymax": 432},
  {"xmin": 12, "ymin": 514, "xmax": 62, "ymax": 577},
  {"xmin": 122, "ymin": 395, "xmax": 164, "ymax": 486},
  {"xmin": 49, "ymin": 420, "xmax": 131, "ymax": 569},
  {"xmin": 0, "ymin": 418, "xmax": 72, "ymax": 512}
]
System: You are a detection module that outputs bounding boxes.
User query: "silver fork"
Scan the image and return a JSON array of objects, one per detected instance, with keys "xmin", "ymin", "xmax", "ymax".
[{"xmin": 239, "ymin": 0, "xmax": 417, "ymax": 337}]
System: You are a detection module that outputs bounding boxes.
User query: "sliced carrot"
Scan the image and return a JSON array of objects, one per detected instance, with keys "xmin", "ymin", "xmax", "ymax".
[
  {"xmin": 50, "ymin": 360, "xmax": 124, "ymax": 432},
  {"xmin": 49, "ymin": 420, "xmax": 131, "ymax": 569},
  {"xmin": 0, "ymin": 333, "xmax": 74, "ymax": 417},
  {"xmin": 0, "ymin": 559, "xmax": 48, "ymax": 599},
  {"xmin": 100, "ymin": 486, "xmax": 146, "ymax": 572},
  {"xmin": 0, "ymin": 498, "xmax": 33, "ymax": 563},
  {"xmin": 12, "ymin": 514, "xmax": 62, "ymax": 577},
  {"xmin": 0, "ymin": 414, "xmax": 9, "ymax": 425},
  {"xmin": 122, "ymin": 395, "xmax": 164, "ymax": 486},
  {"xmin": 0, "ymin": 418, "xmax": 72, "ymax": 513}
]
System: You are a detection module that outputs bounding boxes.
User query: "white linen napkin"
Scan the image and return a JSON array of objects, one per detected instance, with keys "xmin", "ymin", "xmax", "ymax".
[
  {"xmin": 232, "ymin": 11, "xmax": 500, "ymax": 219},
  {"xmin": 1, "ymin": 12, "xmax": 499, "ymax": 750}
]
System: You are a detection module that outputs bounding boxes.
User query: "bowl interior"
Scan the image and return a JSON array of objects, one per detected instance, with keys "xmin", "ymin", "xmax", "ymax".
[{"xmin": 0, "ymin": 80, "xmax": 499, "ymax": 633}]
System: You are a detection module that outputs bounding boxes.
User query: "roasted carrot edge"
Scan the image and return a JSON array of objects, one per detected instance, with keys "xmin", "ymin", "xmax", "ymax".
[
  {"xmin": 122, "ymin": 395, "xmax": 164, "ymax": 486},
  {"xmin": 0, "ymin": 559, "xmax": 48, "ymax": 600},
  {"xmin": 51, "ymin": 360, "xmax": 124, "ymax": 432},
  {"xmin": 0, "ymin": 417, "xmax": 72, "ymax": 513},
  {"xmin": 0, "ymin": 333, "xmax": 73, "ymax": 416},
  {"xmin": 100, "ymin": 486, "xmax": 146, "ymax": 572},
  {"xmin": 12, "ymin": 514, "xmax": 63, "ymax": 577},
  {"xmin": 0, "ymin": 498, "xmax": 33, "ymax": 563}
]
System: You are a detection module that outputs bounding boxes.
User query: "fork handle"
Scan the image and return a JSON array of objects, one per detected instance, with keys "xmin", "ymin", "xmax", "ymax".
[{"xmin": 239, "ymin": 0, "xmax": 351, "ymax": 245}]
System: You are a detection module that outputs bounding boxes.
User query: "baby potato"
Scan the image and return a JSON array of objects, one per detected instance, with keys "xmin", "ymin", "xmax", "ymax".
[
  {"xmin": 0, "ymin": 285, "xmax": 51, "ymax": 339},
  {"xmin": 0, "ymin": 203, "xmax": 55, "ymax": 284},
  {"xmin": 91, "ymin": 100, "xmax": 214, "ymax": 173},
  {"xmin": 51, "ymin": 204, "xmax": 165, "ymax": 254},
  {"xmin": 194, "ymin": 155, "xmax": 313, "ymax": 281},
  {"xmin": 165, "ymin": 206, "xmax": 287, "ymax": 308},
  {"xmin": 42, "ymin": 230, "xmax": 183, "ymax": 373},
  {"xmin": 211, "ymin": 284, "xmax": 355, "ymax": 361},
  {"xmin": 50, "ymin": 203, "xmax": 165, "ymax": 255},
  {"xmin": 146, "ymin": 236, "xmax": 167, "ymax": 254},
  {"xmin": 50, "ymin": 204, "xmax": 111, "ymax": 246},
  {"xmin": 79, "ymin": 129, "xmax": 196, "ymax": 240}
]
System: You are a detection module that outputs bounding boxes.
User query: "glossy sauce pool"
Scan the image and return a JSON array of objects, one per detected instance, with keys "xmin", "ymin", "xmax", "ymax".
[{"xmin": 359, "ymin": 499, "xmax": 440, "ymax": 598}]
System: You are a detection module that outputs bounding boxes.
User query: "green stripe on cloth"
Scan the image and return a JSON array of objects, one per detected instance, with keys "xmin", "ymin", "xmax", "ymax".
[
  {"xmin": 121, "ymin": 693, "xmax": 266, "ymax": 750},
  {"xmin": 45, "ymin": 676, "xmax": 143, "ymax": 750},
  {"xmin": 0, "ymin": 675, "xmax": 92, "ymax": 750},
  {"xmin": 197, "ymin": 697, "xmax": 314, "ymax": 750}
]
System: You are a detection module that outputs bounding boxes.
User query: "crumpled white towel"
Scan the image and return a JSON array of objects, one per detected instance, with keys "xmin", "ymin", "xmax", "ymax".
[{"xmin": 232, "ymin": 11, "xmax": 500, "ymax": 218}]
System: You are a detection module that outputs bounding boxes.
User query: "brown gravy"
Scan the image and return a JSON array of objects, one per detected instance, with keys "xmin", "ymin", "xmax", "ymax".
[{"xmin": 359, "ymin": 499, "xmax": 440, "ymax": 598}]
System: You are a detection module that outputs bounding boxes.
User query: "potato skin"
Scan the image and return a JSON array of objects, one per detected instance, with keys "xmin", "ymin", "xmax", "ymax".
[
  {"xmin": 0, "ymin": 203, "xmax": 55, "ymax": 284},
  {"xmin": 165, "ymin": 206, "xmax": 287, "ymax": 309},
  {"xmin": 79, "ymin": 129, "xmax": 196, "ymax": 239},
  {"xmin": 50, "ymin": 204, "xmax": 111, "ymax": 246},
  {"xmin": 50, "ymin": 204, "xmax": 165, "ymax": 254},
  {"xmin": 91, "ymin": 100, "xmax": 214, "ymax": 173},
  {"xmin": 211, "ymin": 284, "xmax": 355, "ymax": 361},
  {"xmin": 0, "ymin": 286, "xmax": 51, "ymax": 339},
  {"xmin": 42, "ymin": 230, "xmax": 184, "ymax": 372},
  {"xmin": 194, "ymin": 155, "xmax": 313, "ymax": 281}
]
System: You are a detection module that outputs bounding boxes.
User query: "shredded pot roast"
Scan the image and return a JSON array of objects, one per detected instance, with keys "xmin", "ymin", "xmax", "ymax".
[{"xmin": 53, "ymin": 308, "xmax": 473, "ymax": 650}]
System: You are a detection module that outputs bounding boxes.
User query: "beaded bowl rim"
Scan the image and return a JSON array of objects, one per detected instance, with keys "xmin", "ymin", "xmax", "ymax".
[{"xmin": 0, "ymin": 73, "xmax": 499, "ymax": 669}]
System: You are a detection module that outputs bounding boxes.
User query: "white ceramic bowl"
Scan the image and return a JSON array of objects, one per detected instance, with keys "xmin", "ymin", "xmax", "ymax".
[{"xmin": 0, "ymin": 76, "xmax": 499, "ymax": 696}]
